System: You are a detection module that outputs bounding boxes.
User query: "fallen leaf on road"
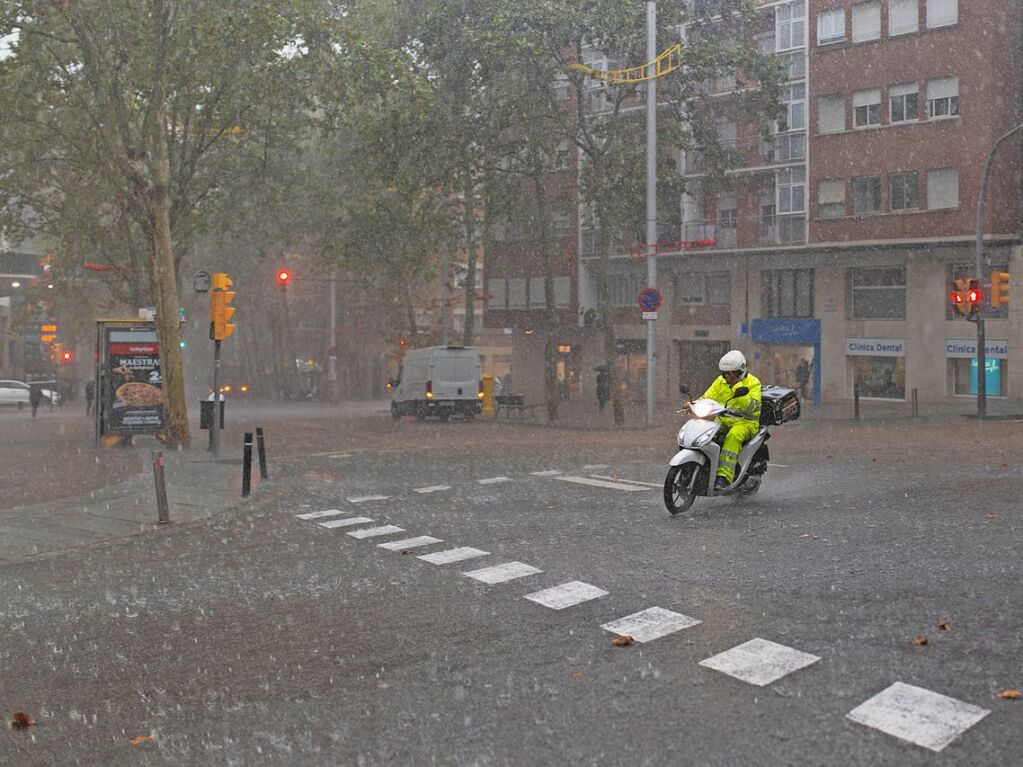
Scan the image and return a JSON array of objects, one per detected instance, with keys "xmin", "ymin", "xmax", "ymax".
[
  {"xmin": 986, "ymin": 513, "xmax": 999, "ymax": 519},
  {"xmin": 400, "ymin": 550, "xmax": 413, "ymax": 555},
  {"xmin": 130, "ymin": 735, "xmax": 156, "ymax": 745},
  {"xmin": 998, "ymin": 690, "xmax": 1021, "ymax": 700},
  {"xmin": 572, "ymin": 672, "xmax": 585, "ymax": 677},
  {"xmin": 10, "ymin": 713, "xmax": 37, "ymax": 729},
  {"xmin": 911, "ymin": 636, "xmax": 928, "ymax": 646},
  {"xmin": 799, "ymin": 533, "xmax": 811, "ymax": 538},
  {"xmin": 611, "ymin": 635, "xmax": 635, "ymax": 647},
  {"xmin": 936, "ymin": 619, "xmax": 953, "ymax": 631}
]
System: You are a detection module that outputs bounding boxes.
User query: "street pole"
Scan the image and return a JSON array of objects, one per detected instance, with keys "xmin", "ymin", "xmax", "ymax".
[
  {"xmin": 210, "ymin": 338, "xmax": 221, "ymax": 458},
  {"xmin": 329, "ymin": 267, "xmax": 338, "ymax": 402},
  {"xmin": 441, "ymin": 242, "xmax": 451, "ymax": 346},
  {"xmin": 645, "ymin": 0, "xmax": 657, "ymax": 426},
  {"xmin": 974, "ymin": 122, "xmax": 1023, "ymax": 418}
]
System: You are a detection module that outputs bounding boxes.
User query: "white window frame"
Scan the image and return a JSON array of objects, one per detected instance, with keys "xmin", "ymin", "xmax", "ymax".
[
  {"xmin": 678, "ymin": 272, "xmax": 706, "ymax": 306},
  {"xmin": 777, "ymin": 166, "xmax": 806, "ymax": 215},
  {"xmin": 817, "ymin": 94, "xmax": 845, "ymax": 134},
  {"xmin": 889, "ymin": 171, "xmax": 920, "ymax": 211},
  {"xmin": 851, "ymin": 2, "xmax": 881, "ymax": 43},
  {"xmin": 780, "ymin": 84, "xmax": 806, "ymax": 132},
  {"xmin": 853, "ymin": 88, "xmax": 882, "ymax": 128},
  {"xmin": 853, "ymin": 175, "xmax": 882, "ymax": 215},
  {"xmin": 927, "ymin": 167, "xmax": 959, "ymax": 209},
  {"xmin": 889, "ymin": 82, "xmax": 919, "ymax": 124},
  {"xmin": 926, "ymin": 0, "xmax": 958, "ymax": 29},
  {"xmin": 817, "ymin": 8, "xmax": 845, "ymax": 45},
  {"xmin": 889, "ymin": 0, "xmax": 919, "ymax": 36},
  {"xmin": 817, "ymin": 179, "xmax": 846, "ymax": 218},
  {"xmin": 776, "ymin": 0, "xmax": 807, "ymax": 53},
  {"xmin": 927, "ymin": 77, "xmax": 959, "ymax": 119}
]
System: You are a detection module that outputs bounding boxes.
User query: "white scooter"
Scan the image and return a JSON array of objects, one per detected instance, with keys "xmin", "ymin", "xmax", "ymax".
[{"xmin": 663, "ymin": 384, "xmax": 771, "ymax": 515}]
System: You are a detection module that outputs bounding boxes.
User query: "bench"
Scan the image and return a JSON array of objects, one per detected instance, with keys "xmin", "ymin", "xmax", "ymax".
[{"xmin": 494, "ymin": 394, "xmax": 539, "ymax": 420}]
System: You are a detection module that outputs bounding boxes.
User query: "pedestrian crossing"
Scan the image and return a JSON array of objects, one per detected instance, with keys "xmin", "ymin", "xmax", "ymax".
[{"xmin": 290, "ymin": 502, "xmax": 994, "ymax": 754}]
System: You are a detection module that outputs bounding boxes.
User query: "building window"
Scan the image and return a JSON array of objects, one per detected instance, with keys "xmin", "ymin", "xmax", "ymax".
[
  {"xmin": 889, "ymin": 172, "xmax": 919, "ymax": 211},
  {"xmin": 489, "ymin": 278, "xmax": 508, "ymax": 310},
  {"xmin": 779, "ymin": 84, "xmax": 806, "ymax": 132},
  {"xmin": 853, "ymin": 176, "xmax": 882, "ymax": 214},
  {"xmin": 554, "ymin": 277, "xmax": 571, "ymax": 308},
  {"xmin": 507, "ymin": 278, "xmax": 527, "ymax": 309},
  {"xmin": 926, "ymin": 0, "xmax": 957, "ymax": 29},
  {"xmin": 927, "ymin": 77, "xmax": 959, "ymax": 118},
  {"xmin": 777, "ymin": 166, "xmax": 806, "ymax": 214},
  {"xmin": 817, "ymin": 178, "xmax": 845, "ymax": 218},
  {"xmin": 552, "ymin": 212, "xmax": 573, "ymax": 238},
  {"xmin": 817, "ymin": 8, "xmax": 844, "ymax": 45},
  {"xmin": 847, "ymin": 267, "xmax": 906, "ymax": 319},
  {"xmin": 817, "ymin": 94, "xmax": 845, "ymax": 133},
  {"xmin": 889, "ymin": 0, "xmax": 919, "ymax": 35},
  {"xmin": 676, "ymin": 273, "xmax": 706, "ymax": 306},
  {"xmin": 927, "ymin": 167, "xmax": 959, "ymax": 209},
  {"xmin": 853, "ymin": 88, "xmax": 881, "ymax": 128},
  {"xmin": 707, "ymin": 272, "xmax": 731, "ymax": 305},
  {"xmin": 555, "ymin": 140, "xmax": 571, "ymax": 171},
  {"xmin": 948, "ymin": 358, "xmax": 1007, "ymax": 397},
  {"xmin": 776, "ymin": 50, "xmax": 805, "ymax": 80},
  {"xmin": 611, "ymin": 272, "xmax": 645, "ymax": 308},
  {"xmin": 762, "ymin": 269, "xmax": 814, "ymax": 318},
  {"xmin": 776, "ymin": 1, "xmax": 807, "ymax": 52},
  {"xmin": 851, "ymin": 356, "xmax": 906, "ymax": 400},
  {"xmin": 529, "ymin": 277, "xmax": 546, "ymax": 308},
  {"xmin": 851, "ymin": 2, "xmax": 880, "ymax": 43},
  {"xmin": 889, "ymin": 82, "xmax": 919, "ymax": 123}
]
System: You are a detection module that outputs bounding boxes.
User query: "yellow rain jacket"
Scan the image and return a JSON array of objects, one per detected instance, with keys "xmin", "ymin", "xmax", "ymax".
[{"xmin": 700, "ymin": 373, "xmax": 762, "ymax": 482}]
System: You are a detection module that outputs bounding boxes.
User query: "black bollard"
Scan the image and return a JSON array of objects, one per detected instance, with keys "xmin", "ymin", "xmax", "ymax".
[
  {"xmin": 853, "ymin": 383, "xmax": 861, "ymax": 421},
  {"xmin": 242, "ymin": 432, "xmax": 253, "ymax": 498},
  {"xmin": 256, "ymin": 427, "xmax": 269, "ymax": 481},
  {"xmin": 152, "ymin": 450, "xmax": 170, "ymax": 524},
  {"xmin": 912, "ymin": 388, "xmax": 919, "ymax": 419}
]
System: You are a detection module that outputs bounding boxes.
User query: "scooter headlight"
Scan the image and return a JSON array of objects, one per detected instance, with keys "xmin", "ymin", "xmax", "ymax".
[{"xmin": 690, "ymin": 400, "xmax": 716, "ymax": 418}]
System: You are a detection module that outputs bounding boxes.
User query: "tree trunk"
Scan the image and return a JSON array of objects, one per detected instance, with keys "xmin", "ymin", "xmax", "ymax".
[
  {"xmin": 531, "ymin": 167, "xmax": 559, "ymax": 422},
  {"xmin": 461, "ymin": 172, "xmax": 477, "ymax": 346},
  {"xmin": 596, "ymin": 199, "xmax": 624, "ymax": 426},
  {"xmin": 403, "ymin": 269, "xmax": 420, "ymax": 347}
]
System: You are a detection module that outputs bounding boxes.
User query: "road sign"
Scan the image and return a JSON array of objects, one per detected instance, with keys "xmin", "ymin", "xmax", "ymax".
[
  {"xmin": 193, "ymin": 270, "xmax": 211, "ymax": 294},
  {"xmin": 638, "ymin": 287, "xmax": 662, "ymax": 312},
  {"xmin": 642, "ymin": 311, "xmax": 658, "ymax": 321}
]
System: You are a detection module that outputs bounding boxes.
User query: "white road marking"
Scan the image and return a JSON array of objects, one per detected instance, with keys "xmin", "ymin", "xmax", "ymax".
[
  {"xmin": 589, "ymin": 474, "xmax": 661, "ymax": 489},
  {"xmin": 846, "ymin": 682, "xmax": 990, "ymax": 752},
  {"xmin": 413, "ymin": 485, "xmax": 451, "ymax": 494},
  {"xmin": 698, "ymin": 638, "xmax": 820, "ymax": 686},
  {"xmin": 463, "ymin": 562, "xmax": 542, "ymax": 584},
  {"xmin": 554, "ymin": 475, "xmax": 649, "ymax": 492},
  {"xmin": 347, "ymin": 495, "xmax": 390, "ymax": 503},
  {"xmin": 581, "ymin": 464, "xmax": 609, "ymax": 470},
  {"xmin": 769, "ymin": 463, "xmax": 789, "ymax": 468},
  {"xmin": 347, "ymin": 525, "xmax": 405, "ymax": 539},
  {"xmin": 530, "ymin": 470, "xmax": 562, "ymax": 477},
  {"xmin": 378, "ymin": 536, "xmax": 443, "ymax": 551},
  {"xmin": 418, "ymin": 547, "xmax": 490, "ymax": 565},
  {"xmin": 477, "ymin": 476, "xmax": 512, "ymax": 485},
  {"xmin": 318, "ymin": 516, "xmax": 373, "ymax": 529},
  {"xmin": 601, "ymin": 607, "xmax": 701, "ymax": 643},
  {"xmin": 295, "ymin": 509, "xmax": 347, "ymax": 520},
  {"xmin": 524, "ymin": 581, "xmax": 608, "ymax": 610}
]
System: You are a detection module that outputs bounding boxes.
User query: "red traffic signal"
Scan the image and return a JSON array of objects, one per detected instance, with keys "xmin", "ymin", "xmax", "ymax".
[
  {"xmin": 276, "ymin": 269, "xmax": 291, "ymax": 289},
  {"xmin": 398, "ymin": 336, "xmax": 407, "ymax": 348},
  {"xmin": 61, "ymin": 350, "xmax": 72, "ymax": 362}
]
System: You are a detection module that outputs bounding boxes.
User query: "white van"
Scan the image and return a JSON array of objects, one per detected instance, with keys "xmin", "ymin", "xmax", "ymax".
[{"xmin": 389, "ymin": 346, "xmax": 483, "ymax": 421}]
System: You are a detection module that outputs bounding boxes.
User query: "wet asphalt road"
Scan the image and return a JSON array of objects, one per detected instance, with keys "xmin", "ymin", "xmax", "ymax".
[{"xmin": 1, "ymin": 414, "xmax": 1021, "ymax": 765}]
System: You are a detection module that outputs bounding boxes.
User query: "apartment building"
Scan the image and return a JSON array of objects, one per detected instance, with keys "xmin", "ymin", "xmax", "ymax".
[{"xmin": 485, "ymin": 0, "xmax": 1023, "ymax": 409}]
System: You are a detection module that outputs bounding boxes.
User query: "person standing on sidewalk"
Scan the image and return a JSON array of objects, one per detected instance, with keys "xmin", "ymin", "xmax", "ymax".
[
  {"xmin": 596, "ymin": 368, "xmax": 610, "ymax": 412},
  {"xmin": 85, "ymin": 380, "xmax": 95, "ymax": 416},
  {"xmin": 29, "ymin": 384, "xmax": 43, "ymax": 418}
]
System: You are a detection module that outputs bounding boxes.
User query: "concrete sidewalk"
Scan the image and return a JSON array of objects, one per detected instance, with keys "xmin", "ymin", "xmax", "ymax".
[{"xmin": 0, "ymin": 449, "xmax": 254, "ymax": 565}]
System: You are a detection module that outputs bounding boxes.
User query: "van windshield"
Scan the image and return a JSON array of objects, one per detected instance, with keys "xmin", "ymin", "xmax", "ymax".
[{"xmin": 436, "ymin": 356, "xmax": 478, "ymax": 381}]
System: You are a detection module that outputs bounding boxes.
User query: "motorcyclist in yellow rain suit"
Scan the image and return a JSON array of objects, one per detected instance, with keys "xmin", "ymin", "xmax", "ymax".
[{"xmin": 700, "ymin": 350, "xmax": 762, "ymax": 491}]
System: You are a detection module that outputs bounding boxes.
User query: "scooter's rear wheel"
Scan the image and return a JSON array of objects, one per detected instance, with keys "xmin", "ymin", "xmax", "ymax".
[{"xmin": 664, "ymin": 464, "xmax": 698, "ymax": 516}]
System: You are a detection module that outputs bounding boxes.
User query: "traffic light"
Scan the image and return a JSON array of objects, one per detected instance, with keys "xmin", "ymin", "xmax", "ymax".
[
  {"xmin": 949, "ymin": 282, "xmax": 965, "ymax": 316},
  {"xmin": 991, "ymin": 271, "xmax": 1011, "ymax": 308},
  {"xmin": 61, "ymin": 350, "xmax": 72, "ymax": 363},
  {"xmin": 967, "ymin": 278, "xmax": 982, "ymax": 318},
  {"xmin": 210, "ymin": 272, "xmax": 237, "ymax": 340},
  {"xmin": 398, "ymin": 336, "xmax": 408, "ymax": 350},
  {"xmin": 276, "ymin": 269, "xmax": 291, "ymax": 291}
]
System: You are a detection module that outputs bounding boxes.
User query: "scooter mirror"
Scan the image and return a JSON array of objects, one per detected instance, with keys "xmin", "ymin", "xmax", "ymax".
[
  {"xmin": 733, "ymin": 386, "xmax": 749, "ymax": 397},
  {"xmin": 678, "ymin": 384, "xmax": 690, "ymax": 394}
]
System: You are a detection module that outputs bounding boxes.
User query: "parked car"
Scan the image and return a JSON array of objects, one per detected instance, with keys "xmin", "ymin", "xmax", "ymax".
[{"xmin": 0, "ymin": 380, "xmax": 62, "ymax": 409}]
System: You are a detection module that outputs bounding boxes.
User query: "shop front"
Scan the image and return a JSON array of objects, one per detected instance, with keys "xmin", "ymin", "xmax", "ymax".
[
  {"xmin": 945, "ymin": 339, "xmax": 1008, "ymax": 398},
  {"xmin": 846, "ymin": 338, "xmax": 906, "ymax": 401},
  {"xmin": 751, "ymin": 319, "xmax": 821, "ymax": 404},
  {"xmin": 615, "ymin": 338, "xmax": 647, "ymax": 402}
]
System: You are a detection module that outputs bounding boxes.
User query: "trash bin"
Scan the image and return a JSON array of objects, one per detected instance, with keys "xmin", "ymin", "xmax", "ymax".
[{"xmin": 199, "ymin": 399, "xmax": 225, "ymax": 430}]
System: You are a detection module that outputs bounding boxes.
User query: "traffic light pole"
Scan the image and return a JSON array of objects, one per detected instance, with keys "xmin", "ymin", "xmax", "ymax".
[
  {"xmin": 974, "ymin": 122, "xmax": 1023, "ymax": 418},
  {"xmin": 211, "ymin": 338, "xmax": 221, "ymax": 458}
]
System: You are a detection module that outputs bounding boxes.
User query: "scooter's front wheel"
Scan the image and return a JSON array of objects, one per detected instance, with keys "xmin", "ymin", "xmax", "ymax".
[{"xmin": 664, "ymin": 464, "xmax": 698, "ymax": 516}]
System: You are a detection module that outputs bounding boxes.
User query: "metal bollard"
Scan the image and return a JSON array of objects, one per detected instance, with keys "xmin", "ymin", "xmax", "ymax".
[
  {"xmin": 242, "ymin": 432, "xmax": 253, "ymax": 498},
  {"xmin": 152, "ymin": 450, "xmax": 170, "ymax": 524},
  {"xmin": 853, "ymin": 383, "xmax": 861, "ymax": 421},
  {"xmin": 912, "ymin": 388, "xmax": 919, "ymax": 419},
  {"xmin": 256, "ymin": 427, "xmax": 269, "ymax": 481}
]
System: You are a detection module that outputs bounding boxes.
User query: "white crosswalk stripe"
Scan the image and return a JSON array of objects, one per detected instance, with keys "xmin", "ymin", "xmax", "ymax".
[
  {"xmin": 530, "ymin": 470, "xmax": 562, "ymax": 477},
  {"xmin": 554, "ymin": 475, "xmax": 650, "ymax": 492},
  {"xmin": 477, "ymin": 476, "xmax": 512, "ymax": 485},
  {"xmin": 318, "ymin": 516, "xmax": 373, "ymax": 529},
  {"xmin": 418, "ymin": 547, "xmax": 490, "ymax": 565},
  {"xmin": 378, "ymin": 535, "xmax": 442, "ymax": 551},
  {"xmin": 347, "ymin": 525, "xmax": 405, "ymax": 539},
  {"xmin": 581, "ymin": 464, "xmax": 609, "ymax": 470},
  {"xmin": 601, "ymin": 607, "xmax": 701, "ymax": 643},
  {"xmin": 524, "ymin": 581, "xmax": 608, "ymax": 610},
  {"xmin": 699, "ymin": 638, "xmax": 820, "ymax": 686},
  {"xmin": 413, "ymin": 485, "xmax": 451, "ymax": 494},
  {"xmin": 295, "ymin": 509, "xmax": 347, "ymax": 521},
  {"xmin": 463, "ymin": 562, "xmax": 542, "ymax": 584},
  {"xmin": 347, "ymin": 495, "xmax": 390, "ymax": 503},
  {"xmin": 589, "ymin": 475, "xmax": 661, "ymax": 489},
  {"xmin": 846, "ymin": 682, "xmax": 990, "ymax": 752}
]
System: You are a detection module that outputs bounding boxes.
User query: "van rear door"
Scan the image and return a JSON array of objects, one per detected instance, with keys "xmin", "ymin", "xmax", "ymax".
[{"xmin": 430, "ymin": 352, "xmax": 480, "ymax": 400}]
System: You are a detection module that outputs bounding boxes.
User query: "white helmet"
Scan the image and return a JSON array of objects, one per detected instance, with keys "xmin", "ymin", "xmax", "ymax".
[{"xmin": 718, "ymin": 350, "xmax": 747, "ymax": 377}]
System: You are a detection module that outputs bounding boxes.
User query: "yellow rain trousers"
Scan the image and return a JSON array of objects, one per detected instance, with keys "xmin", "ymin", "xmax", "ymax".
[{"xmin": 700, "ymin": 373, "xmax": 762, "ymax": 483}]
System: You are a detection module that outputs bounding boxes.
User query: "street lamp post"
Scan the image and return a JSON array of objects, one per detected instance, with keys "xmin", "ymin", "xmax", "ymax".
[
  {"xmin": 645, "ymin": 0, "xmax": 657, "ymax": 426},
  {"xmin": 974, "ymin": 122, "xmax": 1023, "ymax": 418}
]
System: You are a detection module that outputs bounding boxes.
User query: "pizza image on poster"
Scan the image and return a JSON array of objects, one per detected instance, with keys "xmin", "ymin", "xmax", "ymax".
[{"xmin": 103, "ymin": 333, "xmax": 164, "ymax": 434}]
